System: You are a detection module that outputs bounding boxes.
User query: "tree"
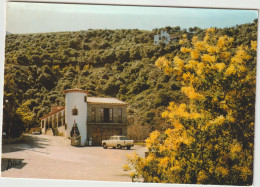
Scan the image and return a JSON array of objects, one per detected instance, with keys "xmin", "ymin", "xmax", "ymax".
[
  {"xmin": 128, "ymin": 28, "xmax": 256, "ymax": 185},
  {"xmin": 16, "ymin": 100, "xmax": 37, "ymax": 131},
  {"xmin": 127, "ymin": 120, "xmax": 151, "ymax": 141},
  {"xmin": 3, "ymin": 94, "xmax": 23, "ymax": 138}
]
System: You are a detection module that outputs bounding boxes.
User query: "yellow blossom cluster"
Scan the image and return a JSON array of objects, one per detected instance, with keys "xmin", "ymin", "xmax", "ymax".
[
  {"xmin": 158, "ymin": 124, "xmax": 194, "ymax": 154},
  {"xmin": 128, "ymin": 28, "xmax": 256, "ymax": 185},
  {"xmin": 181, "ymin": 86, "xmax": 202, "ymax": 99},
  {"xmin": 155, "ymin": 56, "xmax": 170, "ymax": 67},
  {"xmin": 145, "ymin": 130, "xmax": 161, "ymax": 150},
  {"xmin": 194, "ymin": 41, "xmax": 205, "ymax": 51},
  {"xmin": 122, "ymin": 164, "xmax": 131, "ymax": 171},
  {"xmin": 192, "ymin": 36, "xmax": 199, "ymax": 44},
  {"xmin": 174, "ymin": 56, "xmax": 184, "ymax": 70},
  {"xmin": 230, "ymin": 140, "xmax": 242, "ymax": 155},
  {"xmin": 206, "ymin": 27, "xmax": 216, "ymax": 33},
  {"xmin": 231, "ymin": 46, "xmax": 252, "ymax": 65},
  {"xmin": 155, "ymin": 56, "xmax": 173, "ymax": 75},
  {"xmin": 210, "ymin": 115, "xmax": 225, "ymax": 126},
  {"xmin": 180, "ymin": 47, "xmax": 191, "ymax": 53},
  {"xmin": 219, "ymin": 52, "xmax": 231, "ymax": 61},
  {"xmin": 201, "ymin": 54, "xmax": 216, "ymax": 63},
  {"xmin": 196, "ymin": 62, "xmax": 205, "ymax": 75},
  {"xmin": 216, "ymin": 166, "xmax": 229, "ymax": 176},
  {"xmin": 203, "ymin": 33, "xmax": 210, "ymax": 43},
  {"xmin": 197, "ymin": 170, "xmax": 208, "ymax": 182},
  {"xmin": 159, "ymin": 157, "xmax": 170, "ymax": 167},
  {"xmin": 217, "ymin": 35, "xmax": 234, "ymax": 50},
  {"xmin": 162, "ymin": 102, "xmax": 202, "ymax": 122},
  {"xmin": 226, "ymin": 109, "xmax": 236, "ymax": 123},
  {"xmin": 251, "ymin": 40, "xmax": 257, "ymax": 51},
  {"xmin": 179, "ymin": 34, "xmax": 188, "ymax": 45},
  {"xmin": 190, "ymin": 50, "xmax": 200, "ymax": 60},
  {"xmin": 214, "ymin": 63, "xmax": 226, "ymax": 72},
  {"xmin": 232, "ymin": 165, "xmax": 252, "ymax": 182},
  {"xmin": 225, "ymin": 64, "xmax": 236, "ymax": 76},
  {"xmin": 182, "ymin": 72, "xmax": 195, "ymax": 83},
  {"xmin": 184, "ymin": 60, "xmax": 199, "ymax": 70},
  {"xmin": 207, "ymin": 45, "xmax": 219, "ymax": 54}
]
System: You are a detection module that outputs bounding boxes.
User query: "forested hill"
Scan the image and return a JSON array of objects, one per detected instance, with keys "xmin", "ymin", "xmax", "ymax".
[{"xmin": 3, "ymin": 20, "xmax": 258, "ymax": 138}]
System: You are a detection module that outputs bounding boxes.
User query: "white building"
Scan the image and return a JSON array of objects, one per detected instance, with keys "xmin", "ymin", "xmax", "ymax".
[
  {"xmin": 154, "ymin": 30, "xmax": 171, "ymax": 45},
  {"xmin": 40, "ymin": 88, "xmax": 128, "ymax": 146}
]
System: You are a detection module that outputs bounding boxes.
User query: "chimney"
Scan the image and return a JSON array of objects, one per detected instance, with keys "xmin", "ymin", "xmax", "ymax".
[{"xmin": 51, "ymin": 105, "xmax": 57, "ymax": 113}]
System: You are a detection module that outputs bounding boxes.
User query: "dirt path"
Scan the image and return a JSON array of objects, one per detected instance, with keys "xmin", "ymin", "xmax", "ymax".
[{"xmin": 1, "ymin": 134, "xmax": 146, "ymax": 182}]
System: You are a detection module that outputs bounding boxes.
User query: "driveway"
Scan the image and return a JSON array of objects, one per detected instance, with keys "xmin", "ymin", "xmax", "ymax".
[{"xmin": 1, "ymin": 134, "xmax": 146, "ymax": 182}]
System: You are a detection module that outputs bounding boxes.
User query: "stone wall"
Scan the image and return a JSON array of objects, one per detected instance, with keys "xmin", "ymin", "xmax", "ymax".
[{"xmin": 2, "ymin": 135, "xmax": 23, "ymax": 144}]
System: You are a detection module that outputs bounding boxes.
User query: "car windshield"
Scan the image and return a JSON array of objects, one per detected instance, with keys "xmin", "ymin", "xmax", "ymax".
[{"xmin": 119, "ymin": 136, "xmax": 128, "ymax": 140}]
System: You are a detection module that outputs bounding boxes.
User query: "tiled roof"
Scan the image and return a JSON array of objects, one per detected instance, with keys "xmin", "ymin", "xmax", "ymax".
[
  {"xmin": 40, "ymin": 107, "xmax": 65, "ymax": 120},
  {"xmin": 87, "ymin": 97, "xmax": 127, "ymax": 105},
  {"xmin": 64, "ymin": 88, "xmax": 89, "ymax": 94}
]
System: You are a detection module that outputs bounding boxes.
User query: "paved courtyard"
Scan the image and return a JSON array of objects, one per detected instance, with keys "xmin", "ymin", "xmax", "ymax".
[{"xmin": 1, "ymin": 134, "xmax": 146, "ymax": 182}]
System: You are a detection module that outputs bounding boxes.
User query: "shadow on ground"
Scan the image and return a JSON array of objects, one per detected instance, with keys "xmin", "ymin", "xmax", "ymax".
[
  {"xmin": 105, "ymin": 147, "xmax": 140, "ymax": 151},
  {"xmin": 1, "ymin": 158, "xmax": 27, "ymax": 172},
  {"xmin": 2, "ymin": 135, "xmax": 52, "ymax": 154}
]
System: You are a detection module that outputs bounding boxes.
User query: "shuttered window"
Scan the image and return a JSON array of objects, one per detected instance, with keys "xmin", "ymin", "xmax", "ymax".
[
  {"xmin": 91, "ymin": 107, "xmax": 96, "ymax": 122},
  {"xmin": 118, "ymin": 108, "xmax": 122, "ymax": 123},
  {"xmin": 101, "ymin": 108, "xmax": 104, "ymax": 122},
  {"xmin": 109, "ymin": 108, "xmax": 113, "ymax": 122}
]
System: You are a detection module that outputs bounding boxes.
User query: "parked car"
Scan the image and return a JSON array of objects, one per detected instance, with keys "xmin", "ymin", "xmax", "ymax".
[{"xmin": 102, "ymin": 135, "xmax": 134, "ymax": 149}]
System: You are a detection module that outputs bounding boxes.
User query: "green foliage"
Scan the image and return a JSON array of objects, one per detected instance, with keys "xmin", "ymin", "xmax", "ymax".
[{"xmin": 3, "ymin": 22, "xmax": 257, "ymax": 139}]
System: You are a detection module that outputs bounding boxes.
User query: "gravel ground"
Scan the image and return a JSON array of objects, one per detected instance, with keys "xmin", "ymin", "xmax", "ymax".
[{"xmin": 1, "ymin": 134, "xmax": 146, "ymax": 182}]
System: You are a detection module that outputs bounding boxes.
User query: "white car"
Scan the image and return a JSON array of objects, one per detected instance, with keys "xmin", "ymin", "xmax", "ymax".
[{"xmin": 102, "ymin": 135, "xmax": 134, "ymax": 149}]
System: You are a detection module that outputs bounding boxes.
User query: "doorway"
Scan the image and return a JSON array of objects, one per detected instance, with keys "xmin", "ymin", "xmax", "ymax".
[{"xmin": 103, "ymin": 108, "xmax": 113, "ymax": 122}]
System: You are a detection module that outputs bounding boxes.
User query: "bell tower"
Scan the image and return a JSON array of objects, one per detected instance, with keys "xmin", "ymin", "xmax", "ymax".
[{"xmin": 64, "ymin": 88, "xmax": 88, "ymax": 146}]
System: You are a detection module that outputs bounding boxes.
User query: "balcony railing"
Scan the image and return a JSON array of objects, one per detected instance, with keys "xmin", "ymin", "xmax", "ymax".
[{"xmin": 87, "ymin": 116, "xmax": 127, "ymax": 124}]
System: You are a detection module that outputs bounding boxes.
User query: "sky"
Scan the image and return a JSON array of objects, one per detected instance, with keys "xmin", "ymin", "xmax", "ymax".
[{"xmin": 6, "ymin": 2, "xmax": 258, "ymax": 34}]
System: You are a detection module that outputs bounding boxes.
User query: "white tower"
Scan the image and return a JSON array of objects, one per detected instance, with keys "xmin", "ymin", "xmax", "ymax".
[{"xmin": 64, "ymin": 88, "xmax": 88, "ymax": 146}]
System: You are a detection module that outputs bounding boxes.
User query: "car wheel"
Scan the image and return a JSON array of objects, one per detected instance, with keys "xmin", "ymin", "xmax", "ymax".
[
  {"xmin": 103, "ymin": 143, "xmax": 107, "ymax": 149},
  {"xmin": 117, "ymin": 144, "xmax": 122, "ymax": 149},
  {"xmin": 127, "ymin": 146, "xmax": 131, "ymax": 150}
]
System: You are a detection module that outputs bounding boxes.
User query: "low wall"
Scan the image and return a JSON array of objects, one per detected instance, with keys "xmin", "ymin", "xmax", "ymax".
[
  {"xmin": 41, "ymin": 127, "xmax": 46, "ymax": 134},
  {"xmin": 2, "ymin": 135, "xmax": 23, "ymax": 144},
  {"xmin": 57, "ymin": 126, "xmax": 65, "ymax": 136},
  {"xmin": 45, "ymin": 129, "xmax": 54, "ymax": 136}
]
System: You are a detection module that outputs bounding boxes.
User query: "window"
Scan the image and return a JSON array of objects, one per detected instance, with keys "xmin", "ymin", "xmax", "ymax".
[
  {"xmin": 91, "ymin": 107, "xmax": 96, "ymax": 122},
  {"xmin": 84, "ymin": 96, "xmax": 87, "ymax": 102},
  {"xmin": 72, "ymin": 107, "xmax": 78, "ymax": 115},
  {"xmin": 101, "ymin": 108, "xmax": 104, "ymax": 122},
  {"xmin": 42, "ymin": 120, "xmax": 44, "ymax": 128},
  {"xmin": 102, "ymin": 108, "xmax": 113, "ymax": 123},
  {"xmin": 118, "ymin": 108, "xmax": 122, "ymax": 123},
  {"xmin": 109, "ymin": 108, "xmax": 113, "ymax": 122},
  {"xmin": 119, "ymin": 136, "xmax": 128, "ymax": 140}
]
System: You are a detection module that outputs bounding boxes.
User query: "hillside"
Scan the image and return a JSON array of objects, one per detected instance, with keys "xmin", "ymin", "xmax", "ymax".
[{"xmin": 3, "ymin": 20, "xmax": 258, "ymax": 138}]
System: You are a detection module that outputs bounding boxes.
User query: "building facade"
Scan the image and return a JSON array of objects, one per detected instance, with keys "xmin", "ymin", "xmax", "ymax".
[{"xmin": 40, "ymin": 89, "xmax": 128, "ymax": 146}]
